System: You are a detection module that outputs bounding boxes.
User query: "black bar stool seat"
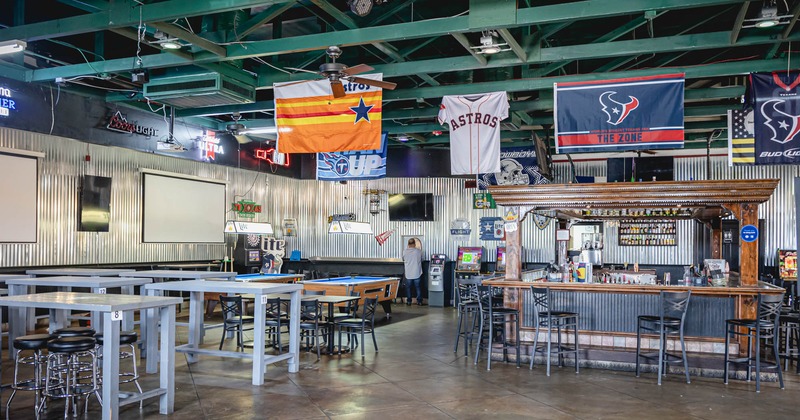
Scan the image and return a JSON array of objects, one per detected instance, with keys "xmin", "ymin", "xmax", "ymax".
[
  {"xmin": 95, "ymin": 331, "xmax": 138, "ymax": 345},
  {"xmin": 48, "ymin": 337, "xmax": 96, "ymax": 353},
  {"xmin": 529, "ymin": 286, "xmax": 580, "ymax": 376},
  {"xmin": 13, "ymin": 334, "xmax": 53, "ymax": 350},
  {"xmin": 636, "ymin": 290, "xmax": 691, "ymax": 385},
  {"xmin": 53, "ymin": 327, "xmax": 96, "ymax": 338}
]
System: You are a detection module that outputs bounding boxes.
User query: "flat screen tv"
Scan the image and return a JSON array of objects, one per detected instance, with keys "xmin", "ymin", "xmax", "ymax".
[
  {"xmin": 78, "ymin": 175, "xmax": 111, "ymax": 232},
  {"xmin": 388, "ymin": 193, "xmax": 434, "ymax": 221}
]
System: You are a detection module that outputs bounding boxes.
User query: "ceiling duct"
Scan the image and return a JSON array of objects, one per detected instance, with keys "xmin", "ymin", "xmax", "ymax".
[{"xmin": 143, "ymin": 72, "xmax": 256, "ymax": 108}]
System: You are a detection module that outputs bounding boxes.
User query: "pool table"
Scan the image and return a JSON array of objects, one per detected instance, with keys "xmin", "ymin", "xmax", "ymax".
[
  {"xmin": 234, "ymin": 273, "xmax": 304, "ymax": 283},
  {"xmin": 300, "ymin": 276, "xmax": 401, "ymax": 317}
]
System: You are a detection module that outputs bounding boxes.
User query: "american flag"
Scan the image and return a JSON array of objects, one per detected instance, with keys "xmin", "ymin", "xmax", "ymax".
[{"xmin": 728, "ymin": 109, "xmax": 755, "ymax": 166}]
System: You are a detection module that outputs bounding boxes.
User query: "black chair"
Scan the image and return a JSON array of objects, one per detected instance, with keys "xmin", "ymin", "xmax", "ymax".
[
  {"xmin": 53, "ymin": 326, "xmax": 96, "ymax": 338},
  {"xmin": 529, "ymin": 286, "xmax": 579, "ymax": 376},
  {"xmin": 474, "ymin": 285, "xmax": 520, "ymax": 370},
  {"xmin": 264, "ymin": 297, "xmax": 284, "ymax": 352},
  {"xmin": 635, "ymin": 290, "xmax": 691, "ymax": 385},
  {"xmin": 95, "ymin": 331, "xmax": 144, "ymax": 408},
  {"xmin": 299, "ymin": 299, "xmax": 326, "ymax": 360},
  {"xmin": 331, "ymin": 291, "xmax": 361, "ymax": 322},
  {"xmin": 724, "ymin": 292, "xmax": 785, "ymax": 392},
  {"xmin": 335, "ymin": 297, "xmax": 379, "ymax": 357},
  {"xmin": 218, "ymin": 295, "xmax": 255, "ymax": 351},
  {"xmin": 454, "ymin": 278, "xmax": 481, "ymax": 356}
]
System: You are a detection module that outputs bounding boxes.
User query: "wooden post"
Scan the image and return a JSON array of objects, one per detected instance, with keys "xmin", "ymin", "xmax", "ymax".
[
  {"xmin": 505, "ymin": 206, "xmax": 522, "ymax": 281},
  {"xmin": 710, "ymin": 219, "xmax": 722, "ymax": 259},
  {"xmin": 730, "ymin": 203, "xmax": 759, "ymax": 286}
]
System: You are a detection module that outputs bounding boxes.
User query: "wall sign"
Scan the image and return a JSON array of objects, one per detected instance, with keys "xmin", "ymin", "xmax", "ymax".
[
  {"xmin": 283, "ymin": 218, "xmax": 297, "ymax": 236},
  {"xmin": 261, "ymin": 237, "xmax": 286, "ymax": 274},
  {"xmin": 231, "ymin": 200, "xmax": 262, "ymax": 218},
  {"xmin": 479, "ymin": 217, "xmax": 505, "ymax": 241},
  {"xmin": 197, "ymin": 130, "xmax": 224, "ymax": 161},
  {"xmin": 255, "ymin": 148, "xmax": 289, "ymax": 166},
  {"xmin": 0, "ymin": 87, "xmax": 17, "ymax": 117},
  {"xmin": 740, "ymin": 224, "xmax": 759, "ymax": 243},
  {"xmin": 473, "ymin": 193, "xmax": 496, "ymax": 209},
  {"xmin": 450, "ymin": 218, "xmax": 471, "ymax": 241},
  {"xmin": 105, "ymin": 110, "xmax": 159, "ymax": 137}
]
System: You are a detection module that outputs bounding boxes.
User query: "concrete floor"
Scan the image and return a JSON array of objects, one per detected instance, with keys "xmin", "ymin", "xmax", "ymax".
[{"xmin": 3, "ymin": 303, "xmax": 800, "ymax": 419}]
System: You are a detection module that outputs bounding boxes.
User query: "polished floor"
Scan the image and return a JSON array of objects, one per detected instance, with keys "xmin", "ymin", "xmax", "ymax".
[{"xmin": 3, "ymin": 303, "xmax": 800, "ymax": 419}]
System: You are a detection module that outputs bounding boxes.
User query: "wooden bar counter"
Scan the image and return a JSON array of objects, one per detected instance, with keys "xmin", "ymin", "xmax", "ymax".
[{"xmin": 485, "ymin": 278, "xmax": 784, "ymax": 355}]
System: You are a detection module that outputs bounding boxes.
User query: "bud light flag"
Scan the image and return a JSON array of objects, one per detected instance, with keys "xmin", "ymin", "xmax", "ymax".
[
  {"xmin": 316, "ymin": 132, "xmax": 387, "ymax": 181},
  {"xmin": 554, "ymin": 73, "xmax": 685, "ymax": 154},
  {"xmin": 477, "ymin": 147, "xmax": 551, "ymax": 190},
  {"xmin": 749, "ymin": 71, "xmax": 800, "ymax": 164}
]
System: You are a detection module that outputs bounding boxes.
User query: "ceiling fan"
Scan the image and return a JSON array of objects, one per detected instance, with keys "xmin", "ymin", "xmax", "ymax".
[
  {"xmin": 286, "ymin": 46, "xmax": 397, "ymax": 98},
  {"xmin": 226, "ymin": 112, "xmax": 252, "ymax": 144}
]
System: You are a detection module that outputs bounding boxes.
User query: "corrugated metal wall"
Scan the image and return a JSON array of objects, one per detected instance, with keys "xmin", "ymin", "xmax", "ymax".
[{"xmin": 0, "ymin": 125, "xmax": 797, "ymax": 268}]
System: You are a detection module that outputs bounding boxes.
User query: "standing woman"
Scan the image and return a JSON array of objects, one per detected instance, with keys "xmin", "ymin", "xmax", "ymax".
[{"xmin": 403, "ymin": 238, "xmax": 423, "ymax": 305}]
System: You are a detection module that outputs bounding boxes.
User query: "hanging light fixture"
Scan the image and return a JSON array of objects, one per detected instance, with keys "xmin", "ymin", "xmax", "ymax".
[
  {"xmin": 0, "ymin": 40, "xmax": 26, "ymax": 55},
  {"xmin": 755, "ymin": 0, "xmax": 780, "ymax": 28},
  {"xmin": 469, "ymin": 30, "xmax": 511, "ymax": 55}
]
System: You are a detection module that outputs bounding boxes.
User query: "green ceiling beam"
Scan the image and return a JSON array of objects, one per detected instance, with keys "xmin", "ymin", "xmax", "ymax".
[
  {"xmin": 383, "ymin": 57, "xmax": 800, "ymax": 100},
  {"xmin": 230, "ymin": 3, "xmax": 293, "ymax": 42},
  {"xmin": 498, "ymin": 28, "xmax": 526, "ymax": 62},
  {"xmin": 22, "ymin": 1, "xmax": 753, "ymax": 83},
  {"xmin": 175, "ymin": 82, "xmax": 745, "ymax": 120},
  {"xmin": 450, "ymin": 32, "xmax": 488, "ymax": 65},
  {"xmin": 57, "ymin": 0, "xmax": 107, "ymax": 12},
  {"xmin": 0, "ymin": 0, "xmax": 294, "ymax": 42},
  {"xmin": 730, "ymin": 2, "xmax": 750, "ymax": 44},
  {"xmin": 261, "ymin": 30, "xmax": 789, "ymax": 87}
]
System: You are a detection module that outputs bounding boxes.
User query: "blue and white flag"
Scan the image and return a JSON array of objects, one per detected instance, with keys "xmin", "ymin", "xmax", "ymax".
[
  {"xmin": 554, "ymin": 73, "xmax": 685, "ymax": 154},
  {"xmin": 749, "ymin": 71, "xmax": 800, "ymax": 164},
  {"xmin": 479, "ymin": 217, "xmax": 505, "ymax": 241},
  {"xmin": 477, "ymin": 147, "xmax": 550, "ymax": 190},
  {"xmin": 316, "ymin": 133, "xmax": 387, "ymax": 180}
]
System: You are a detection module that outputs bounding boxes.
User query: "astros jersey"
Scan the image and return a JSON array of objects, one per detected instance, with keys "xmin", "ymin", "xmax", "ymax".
[{"xmin": 438, "ymin": 91, "xmax": 508, "ymax": 175}]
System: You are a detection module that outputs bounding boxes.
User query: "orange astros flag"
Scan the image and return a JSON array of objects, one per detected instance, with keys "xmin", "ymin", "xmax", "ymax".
[{"xmin": 274, "ymin": 74, "xmax": 384, "ymax": 153}]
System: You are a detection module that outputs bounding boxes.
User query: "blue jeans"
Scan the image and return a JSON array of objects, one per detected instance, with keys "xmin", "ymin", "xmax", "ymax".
[{"xmin": 406, "ymin": 277, "xmax": 422, "ymax": 304}]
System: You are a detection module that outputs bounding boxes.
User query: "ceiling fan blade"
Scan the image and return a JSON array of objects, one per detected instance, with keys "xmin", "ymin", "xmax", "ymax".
[
  {"xmin": 234, "ymin": 134, "xmax": 252, "ymax": 144},
  {"xmin": 342, "ymin": 64, "xmax": 373, "ymax": 76},
  {"xmin": 285, "ymin": 67, "xmax": 321, "ymax": 75},
  {"xmin": 349, "ymin": 76, "xmax": 397, "ymax": 90},
  {"xmin": 278, "ymin": 80, "xmax": 317, "ymax": 88},
  {"xmin": 331, "ymin": 80, "xmax": 346, "ymax": 98}
]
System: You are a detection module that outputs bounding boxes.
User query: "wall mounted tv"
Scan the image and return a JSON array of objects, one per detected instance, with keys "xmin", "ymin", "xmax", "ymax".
[{"xmin": 388, "ymin": 193, "xmax": 434, "ymax": 221}]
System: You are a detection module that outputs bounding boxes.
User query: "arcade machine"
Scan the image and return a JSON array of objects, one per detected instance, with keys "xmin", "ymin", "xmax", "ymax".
[
  {"xmin": 453, "ymin": 246, "xmax": 484, "ymax": 306},
  {"xmin": 428, "ymin": 254, "xmax": 449, "ymax": 307},
  {"xmin": 232, "ymin": 234, "xmax": 263, "ymax": 274},
  {"xmin": 496, "ymin": 246, "xmax": 507, "ymax": 274}
]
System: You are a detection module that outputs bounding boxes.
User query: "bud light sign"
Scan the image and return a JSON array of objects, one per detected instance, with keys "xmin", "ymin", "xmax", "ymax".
[{"xmin": 316, "ymin": 133, "xmax": 387, "ymax": 181}]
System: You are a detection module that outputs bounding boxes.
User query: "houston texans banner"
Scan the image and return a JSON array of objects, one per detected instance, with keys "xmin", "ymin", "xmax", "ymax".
[
  {"xmin": 317, "ymin": 133, "xmax": 387, "ymax": 181},
  {"xmin": 554, "ymin": 73, "xmax": 685, "ymax": 154},
  {"xmin": 274, "ymin": 74, "xmax": 384, "ymax": 153},
  {"xmin": 477, "ymin": 147, "xmax": 551, "ymax": 189},
  {"xmin": 749, "ymin": 71, "xmax": 800, "ymax": 164}
]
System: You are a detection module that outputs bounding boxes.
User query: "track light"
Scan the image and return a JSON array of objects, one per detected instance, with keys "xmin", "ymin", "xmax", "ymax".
[
  {"xmin": 0, "ymin": 40, "xmax": 26, "ymax": 55},
  {"xmin": 756, "ymin": 1, "xmax": 780, "ymax": 28},
  {"xmin": 469, "ymin": 30, "xmax": 511, "ymax": 55}
]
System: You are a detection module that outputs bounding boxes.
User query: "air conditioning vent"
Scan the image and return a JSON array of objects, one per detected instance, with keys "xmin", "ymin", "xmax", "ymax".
[{"xmin": 143, "ymin": 72, "xmax": 256, "ymax": 108}]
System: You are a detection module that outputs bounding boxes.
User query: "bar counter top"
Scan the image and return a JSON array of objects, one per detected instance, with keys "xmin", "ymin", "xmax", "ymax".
[{"xmin": 484, "ymin": 279, "xmax": 785, "ymax": 296}]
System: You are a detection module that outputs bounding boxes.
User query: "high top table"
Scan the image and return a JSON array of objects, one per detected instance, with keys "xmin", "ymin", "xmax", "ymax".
[
  {"xmin": 122, "ymin": 270, "xmax": 237, "ymax": 343},
  {"xmin": 0, "ymin": 292, "xmax": 180, "ymax": 420},
  {"xmin": 26, "ymin": 268, "xmax": 135, "ymax": 277},
  {"xmin": 5, "ymin": 276, "xmax": 153, "ymax": 345},
  {"xmin": 144, "ymin": 280, "xmax": 303, "ymax": 385},
  {"xmin": 0, "ymin": 274, "xmax": 31, "ymax": 284}
]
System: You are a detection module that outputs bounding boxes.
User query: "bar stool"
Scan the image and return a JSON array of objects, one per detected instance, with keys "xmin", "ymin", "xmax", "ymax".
[
  {"xmin": 5, "ymin": 334, "xmax": 52, "ymax": 417},
  {"xmin": 724, "ymin": 292, "xmax": 785, "ymax": 392},
  {"xmin": 529, "ymin": 286, "xmax": 579, "ymax": 376},
  {"xmin": 778, "ymin": 308, "xmax": 800, "ymax": 372},
  {"xmin": 95, "ymin": 331, "xmax": 144, "ymax": 407},
  {"xmin": 635, "ymin": 290, "xmax": 691, "ymax": 385},
  {"xmin": 53, "ymin": 326, "xmax": 96, "ymax": 338},
  {"xmin": 453, "ymin": 278, "xmax": 480, "ymax": 356},
  {"xmin": 38, "ymin": 336, "xmax": 101, "ymax": 418},
  {"xmin": 474, "ymin": 285, "xmax": 520, "ymax": 370}
]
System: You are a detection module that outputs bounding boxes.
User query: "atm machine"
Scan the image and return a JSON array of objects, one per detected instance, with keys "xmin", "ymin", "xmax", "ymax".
[
  {"xmin": 232, "ymin": 234, "xmax": 262, "ymax": 274},
  {"xmin": 428, "ymin": 254, "xmax": 447, "ymax": 307}
]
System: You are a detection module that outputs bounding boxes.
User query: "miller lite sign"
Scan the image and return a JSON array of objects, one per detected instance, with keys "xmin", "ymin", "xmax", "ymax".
[
  {"xmin": 261, "ymin": 237, "xmax": 285, "ymax": 274},
  {"xmin": 316, "ymin": 133, "xmax": 387, "ymax": 181}
]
